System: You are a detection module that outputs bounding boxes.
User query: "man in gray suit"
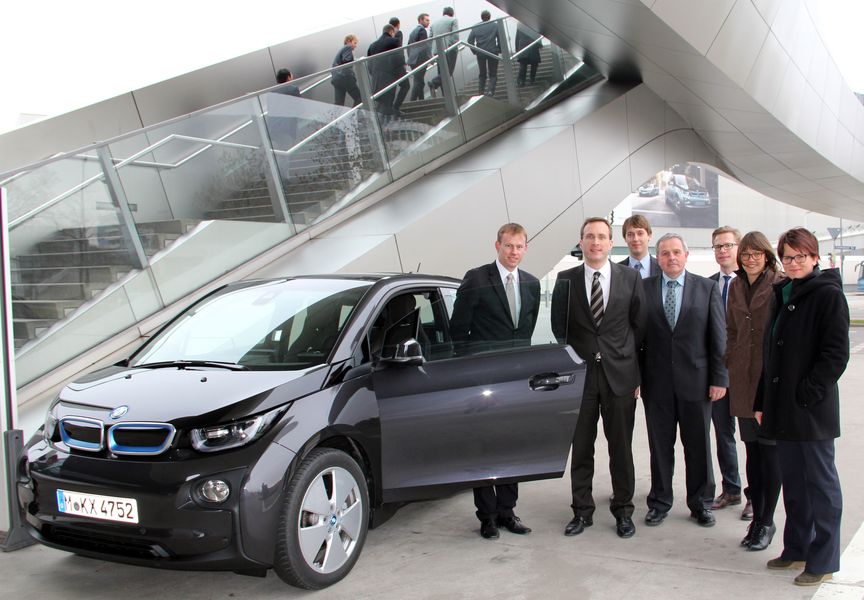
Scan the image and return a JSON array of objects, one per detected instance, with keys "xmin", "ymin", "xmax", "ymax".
[
  {"xmin": 429, "ymin": 6, "xmax": 459, "ymax": 94},
  {"xmin": 467, "ymin": 10, "xmax": 500, "ymax": 96},
  {"xmin": 552, "ymin": 217, "xmax": 645, "ymax": 539},
  {"xmin": 640, "ymin": 233, "xmax": 728, "ymax": 528},
  {"xmin": 618, "ymin": 214, "xmax": 659, "ymax": 278},
  {"xmin": 406, "ymin": 13, "xmax": 432, "ymax": 100}
]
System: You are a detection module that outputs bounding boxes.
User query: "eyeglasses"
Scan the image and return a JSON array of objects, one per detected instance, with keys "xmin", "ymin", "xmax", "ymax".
[
  {"xmin": 712, "ymin": 243, "xmax": 737, "ymax": 252},
  {"xmin": 740, "ymin": 251, "xmax": 764, "ymax": 261},
  {"xmin": 781, "ymin": 254, "xmax": 810, "ymax": 265}
]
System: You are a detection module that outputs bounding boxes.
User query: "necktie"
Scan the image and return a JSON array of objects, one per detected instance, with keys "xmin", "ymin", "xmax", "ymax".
[
  {"xmin": 664, "ymin": 280, "xmax": 678, "ymax": 328},
  {"xmin": 721, "ymin": 275, "xmax": 731, "ymax": 307},
  {"xmin": 590, "ymin": 271, "xmax": 604, "ymax": 327},
  {"xmin": 505, "ymin": 273, "xmax": 518, "ymax": 327},
  {"xmin": 633, "ymin": 262, "xmax": 642, "ymax": 273}
]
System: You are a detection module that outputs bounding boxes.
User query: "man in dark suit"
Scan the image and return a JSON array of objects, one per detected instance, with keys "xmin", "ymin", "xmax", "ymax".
[
  {"xmin": 449, "ymin": 223, "xmax": 540, "ymax": 539},
  {"xmin": 407, "ymin": 13, "xmax": 432, "ymax": 101},
  {"xmin": 618, "ymin": 214, "xmax": 659, "ymax": 278},
  {"xmin": 708, "ymin": 226, "xmax": 744, "ymax": 516},
  {"xmin": 367, "ymin": 24, "xmax": 405, "ymax": 119},
  {"xmin": 552, "ymin": 217, "xmax": 645, "ymax": 539},
  {"xmin": 641, "ymin": 233, "xmax": 728, "ymax": 528}
]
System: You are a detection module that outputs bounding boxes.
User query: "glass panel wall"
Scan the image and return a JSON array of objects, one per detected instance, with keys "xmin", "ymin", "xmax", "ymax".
[{"xmin": 4, "ymin": 16, "xmax": 592, "ymax": 388}]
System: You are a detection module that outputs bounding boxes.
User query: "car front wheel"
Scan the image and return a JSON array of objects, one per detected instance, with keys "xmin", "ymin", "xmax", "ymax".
[{"xmin": 273, "ymin": 448, "xmax": 369, "ymax": 589}]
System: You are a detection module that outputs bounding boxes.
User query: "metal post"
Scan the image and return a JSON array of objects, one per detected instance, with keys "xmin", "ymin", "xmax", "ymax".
[
  {"xmin": 96, "ymin": 147, "xmax": 149, "ymax": 270},
  {"xmin": 497, "ymin": 20, "xmax": 520, "ymax": 107},
  {"xmin": 253, "ymin": 109, "xmax": 296, "ymax": 233},
  {"xmin": 355, "ymin": 62, "xmax": 392, "ymax": 174},
  {"xmin": 435, "ymin": 37, "xmax": 460, "ymax": 117},
  {"xmin": 0, "ymin": 188, "xmax": 35, "ymax": 551},
  {"xmin": 550, "ymin": 46, "xmax": 566, "ymax": 82}
]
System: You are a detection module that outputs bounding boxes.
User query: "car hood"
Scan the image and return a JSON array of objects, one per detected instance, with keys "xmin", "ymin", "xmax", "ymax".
[{"xmin": 56, "ymin": 365, "xmax": 330, "ymax": 427}]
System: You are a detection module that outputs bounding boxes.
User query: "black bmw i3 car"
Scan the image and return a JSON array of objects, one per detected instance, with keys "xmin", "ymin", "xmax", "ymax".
[{"xmin": 18, "ymin": 274, "xmax": 584, "ymax": 589}]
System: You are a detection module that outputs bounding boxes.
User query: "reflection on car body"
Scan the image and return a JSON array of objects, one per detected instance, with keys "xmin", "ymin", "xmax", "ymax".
[{"xmin": 18, "ymin": 274, "xmax": 584, "ymax": 589}]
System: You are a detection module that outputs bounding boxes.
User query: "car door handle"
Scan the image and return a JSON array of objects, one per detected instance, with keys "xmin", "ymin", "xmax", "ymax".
[{"xmin": 530, "ymin": 373, "xmax": 575, "ymax": 391}]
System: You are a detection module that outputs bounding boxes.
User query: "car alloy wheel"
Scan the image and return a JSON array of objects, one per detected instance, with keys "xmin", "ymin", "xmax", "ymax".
[{"xmin": 274, "ymin": 448, "xmax": 369, "ymax": 589}]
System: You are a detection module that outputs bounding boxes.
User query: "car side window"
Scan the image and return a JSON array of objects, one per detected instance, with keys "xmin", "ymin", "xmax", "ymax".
[{"xmin": 367, "ymin": 290, "xmax": 453, "ymax": 362}]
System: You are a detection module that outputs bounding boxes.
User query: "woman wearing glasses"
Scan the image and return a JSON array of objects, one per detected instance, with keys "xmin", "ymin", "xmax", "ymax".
[
  {"xmin": 755, "ymin": 227, "xmax": 849, "ymax": 587},
  {"xmin": 724, "ymin": 232, "xmax": 784, "ymax": 552}
]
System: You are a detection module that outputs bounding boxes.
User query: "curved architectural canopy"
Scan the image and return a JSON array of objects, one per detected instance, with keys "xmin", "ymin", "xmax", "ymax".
[{"xmin": 493, "ymin": 0, "xmax": 864, "ymax": 219}]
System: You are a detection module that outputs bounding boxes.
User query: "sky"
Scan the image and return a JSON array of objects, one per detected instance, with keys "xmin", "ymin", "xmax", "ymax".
[{"xmin": 0, "ymin": 0, "xmax": 862, "ymax": 134}]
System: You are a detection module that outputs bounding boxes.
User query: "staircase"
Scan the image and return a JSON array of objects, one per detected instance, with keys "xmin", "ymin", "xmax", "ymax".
[{"xmin": 11, "ymin": 219, "xmax": 198, "ymax": 348}]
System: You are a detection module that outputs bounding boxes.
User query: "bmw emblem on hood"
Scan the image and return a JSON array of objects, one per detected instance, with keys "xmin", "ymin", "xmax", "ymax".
[{"xmin": 109, "ymin": 405, "xmax": 129, "ymax": 420}]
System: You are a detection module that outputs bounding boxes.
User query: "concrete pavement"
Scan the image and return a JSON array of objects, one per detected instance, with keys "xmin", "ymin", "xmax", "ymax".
[{"xmin": 2, "ymin": 317, "xmax": 863, "ymax": 599}]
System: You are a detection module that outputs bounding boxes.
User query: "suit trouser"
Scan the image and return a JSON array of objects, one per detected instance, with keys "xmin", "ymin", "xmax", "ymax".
[
  {"xmin": 711, "ymin": 393, "xmax": 741, "ymax": 494},
  {"xmin": 644, "ymin": 392, "xmax": 715, "ymax": 513},
  {"xmin": 476, "ymin": 54, "xmax": 499, "ymax": 95},
  {"xmin": 430, "ymin": 50, "xmax": 458, "ymax": 89},
  {"xmin": 777, "ymin": 439, "xmax": 842, "ymax": 574},
  {"xmin": 393, "ymin": 78, "xmax": 410, "ymax": 111},
  {"xmin": 474, "ymin": 484, "xmax": 517, "ymax": 522},
  {"xmin": 570, "ymin": 361, "xmax": 636, "ymax": 519},
  {"xmin": 409, "ymin": 65, "xmax": 427, "ymax": 100}
]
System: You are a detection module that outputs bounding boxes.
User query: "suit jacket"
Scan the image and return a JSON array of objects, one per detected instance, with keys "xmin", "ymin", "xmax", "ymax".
[
  {"xmin": 551, "ymin": 261, "xmax": 645, "ymax": 396},
  {"xmin": 368, "ymin": 34, "xmax": 405, "ymax": 88},
  {"xmin": 618, "ymin": 255, "xmax": 660, "ymax": 278},
  {"xmin": 640, "ymin": 271, "xmax": 728, "ymax": 403},
  {"xmin": 407, "ymin": 25, "xmax": 431, "ymax": 65},
  {"xmin": 450, "ymin": 262, "xmax": 540, "ymax": 354}
]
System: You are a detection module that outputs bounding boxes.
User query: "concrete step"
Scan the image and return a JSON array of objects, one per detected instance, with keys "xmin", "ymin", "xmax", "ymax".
[
  {"xmin": 13, "ymin": 299, "xmax": 82, "ymax": 320},
  {"xmin": 36, "ymin": 232, "xmax": 179, "ymax": 256},
  {"xmin": 11, "ymin": 281, "xmax": 106, "ymax": 301},
  {"xmin": 13, "ymin": 318, "xmax": 56, "ymax": 344},
  {"xmin": 15, "ymin": 249, "xmax": 139, "ymax": 269},
  {"xmin": 10, "ymin": 265, "xmax": 130, "ymax": 285},
  {"xmin": 57, "ymin": 218, "xmax": 198, "ymax": 240}
]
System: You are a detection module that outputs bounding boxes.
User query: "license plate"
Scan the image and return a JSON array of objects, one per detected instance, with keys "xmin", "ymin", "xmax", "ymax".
[{"xmin": 56, "ymin": 489, "xmax": 139, "ymax": 524}]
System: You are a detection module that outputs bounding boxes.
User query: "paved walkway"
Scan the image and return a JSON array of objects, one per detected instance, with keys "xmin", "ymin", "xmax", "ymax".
[{"xmin": 2, "ymin": 309, "xmax": 863, "ymax": 599}]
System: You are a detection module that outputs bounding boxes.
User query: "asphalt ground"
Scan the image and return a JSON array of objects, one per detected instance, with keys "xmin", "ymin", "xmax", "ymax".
[{"xmin": 2, "ymin": 296, "xmax": 864, "ymax": 599}]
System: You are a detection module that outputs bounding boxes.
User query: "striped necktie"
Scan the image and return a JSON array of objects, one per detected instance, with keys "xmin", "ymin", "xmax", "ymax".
[{"xmin": 590, "ymin": 271, "xmax": 604, "ymax": 327}]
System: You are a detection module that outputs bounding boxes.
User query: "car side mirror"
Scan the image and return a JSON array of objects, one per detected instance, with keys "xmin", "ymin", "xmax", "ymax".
[{"xmin": 381, "ymin": 338, "xmax": 425, "ymax": 367}]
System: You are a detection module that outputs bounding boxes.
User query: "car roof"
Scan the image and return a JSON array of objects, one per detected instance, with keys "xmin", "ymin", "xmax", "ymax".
[{"xmin": 228, "ymin": 273, "xmax": 462, "ymax": 290}]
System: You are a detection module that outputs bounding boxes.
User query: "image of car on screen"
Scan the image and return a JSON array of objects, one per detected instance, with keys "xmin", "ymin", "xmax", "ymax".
[
  {"xmin": 18, "ymin": 274, "xmax": 584, "ymax": 589},
  {"xmin": 664, "ymin": 173, "xmax": 711, "ymax": 212}
]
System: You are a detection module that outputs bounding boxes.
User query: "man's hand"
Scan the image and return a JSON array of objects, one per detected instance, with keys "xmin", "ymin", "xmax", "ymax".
[
  {"xmin": 708, "ymin": 386, "xmax": 726, "ymax": 401},
  {"xmin": 634, "ymin": 386, "xmax": 640, "ymax": 399}
]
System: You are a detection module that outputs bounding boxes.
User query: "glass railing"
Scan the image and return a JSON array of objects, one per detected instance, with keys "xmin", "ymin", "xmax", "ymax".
[{"xmin": 0, "ymin": 16, "xmax": 600, "ymax": 388}]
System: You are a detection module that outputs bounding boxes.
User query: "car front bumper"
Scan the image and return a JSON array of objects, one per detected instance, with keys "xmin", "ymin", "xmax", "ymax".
[{"xmin": 18, "ymin": 438, "xmax": 296, "ymax": 571}]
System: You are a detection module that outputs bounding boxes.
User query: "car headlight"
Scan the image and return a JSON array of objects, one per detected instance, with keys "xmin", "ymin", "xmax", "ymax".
[
  {"xmin": 190, "ymin": 406, "xmax": 286, "ymax": 453},
  {"xmin": 44, "ymin": 408, "xmax": 59, "ymax": 444}
]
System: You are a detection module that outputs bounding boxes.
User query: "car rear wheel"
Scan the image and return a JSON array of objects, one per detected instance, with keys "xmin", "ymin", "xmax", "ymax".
[{"xmin": 273, "ymin": 448, "xmax": 369, "ymax": 589}]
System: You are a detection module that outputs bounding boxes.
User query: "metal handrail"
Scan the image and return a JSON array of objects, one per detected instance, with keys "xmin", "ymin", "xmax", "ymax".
[
  {"xmin": 370, "ymin": 43, "xmax": 460, "ymax": 101},
  {"xmin": 4, "ymin": 15, "xmax": 538, "ymax": 231}
]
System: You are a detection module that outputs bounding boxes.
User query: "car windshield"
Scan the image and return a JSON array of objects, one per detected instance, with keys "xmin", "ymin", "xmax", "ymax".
[{"xmin": 131, "ymin": 279, "xmax": 372, "ymax": 370}]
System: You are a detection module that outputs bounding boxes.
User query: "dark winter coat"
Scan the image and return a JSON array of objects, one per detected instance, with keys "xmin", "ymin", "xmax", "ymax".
[
  {"xmin": 724, "ymin": 268, "xmax": 785, "ymax": 417},
  {"xmin": 754, "ymin": 267, "xmax": 849, "ymax": 440}
]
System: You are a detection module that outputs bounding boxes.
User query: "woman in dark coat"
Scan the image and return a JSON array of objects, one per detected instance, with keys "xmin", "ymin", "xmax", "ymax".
[
  {"xmin": 754, "ymin": 227, "xmax": 849, "ymax": 587},
  {"xmin": 724, "ymin": 231, "xmax": 784, "ymax": 551},
  {"xmin": 514, "ymin": 24, "xmax": 541, "ymax": 86}
]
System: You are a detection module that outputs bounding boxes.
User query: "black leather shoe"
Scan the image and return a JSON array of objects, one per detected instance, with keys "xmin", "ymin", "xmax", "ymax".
[
  {"xmin": 748, "ymin": 522, "xmax": 776, "ymax": 551},
  {"xmin": 480, "ymin": 519, "xmax": 499, "ymax": 539},
  {"xmin": 616, "ymin": 516, "xmax": 636, "ymax": 538},
  {"xmin": 497, "ymin": 515, "xmax": 532, "ymax": 534},
  {"xmin": 741, "ymin": 521, "xmax": 756, "ymax": 546},
  {"xmin": 644, "ymin": 508, "xmax": 668, "ymax": 526},
  {"xmin": 690, "ymin": 508, "xmax": 716, "ymax": 527},
  {"xmin": 564, "ymin": 516, "xmax": 593, "ymax": 536}
]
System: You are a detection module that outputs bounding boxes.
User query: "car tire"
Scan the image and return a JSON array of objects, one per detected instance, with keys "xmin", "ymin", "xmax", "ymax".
[{"xmin": 273, "ymin": 448, "xmax": 369, "ymax": 589}]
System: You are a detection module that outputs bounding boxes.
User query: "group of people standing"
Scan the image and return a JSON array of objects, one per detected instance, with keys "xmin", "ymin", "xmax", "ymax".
[{"xmin": 452, "ymin": 216, "xmax": 849, "ymax": 589}]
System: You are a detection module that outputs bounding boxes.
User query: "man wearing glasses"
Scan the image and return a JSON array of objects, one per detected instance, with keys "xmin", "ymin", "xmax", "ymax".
[{"xmin": 709, "ymin": 226, "xmax": 745, "ymax": 519}]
